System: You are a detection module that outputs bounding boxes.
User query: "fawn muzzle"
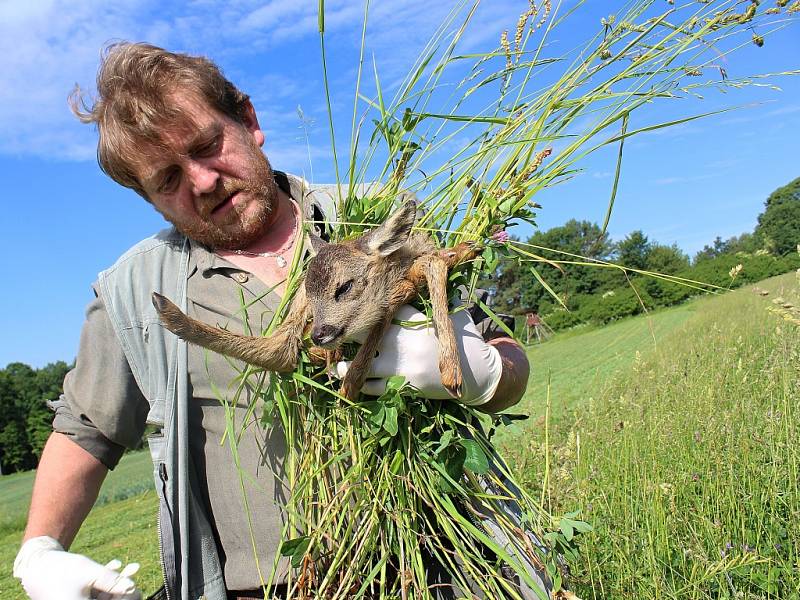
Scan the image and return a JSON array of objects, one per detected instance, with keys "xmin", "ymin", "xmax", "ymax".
[{"xmin": 311, "ymin": 323, "xmax": 345, "ymax": 347}]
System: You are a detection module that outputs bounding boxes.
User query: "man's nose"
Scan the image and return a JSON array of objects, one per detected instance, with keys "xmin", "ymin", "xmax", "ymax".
[{"xmin": 185, "ymin": 160, "xmax": 219, "ymax": 196}]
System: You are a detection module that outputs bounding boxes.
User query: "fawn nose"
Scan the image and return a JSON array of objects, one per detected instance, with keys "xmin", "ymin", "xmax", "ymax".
[{"xmin": 311, "ymin": 324, "xmax": 344, "ymax": 347}]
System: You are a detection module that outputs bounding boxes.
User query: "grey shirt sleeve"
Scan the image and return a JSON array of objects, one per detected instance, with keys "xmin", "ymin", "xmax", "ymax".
[{"xmin": 52, "ymin": 288, "xmax": 150, "ymax": 470}]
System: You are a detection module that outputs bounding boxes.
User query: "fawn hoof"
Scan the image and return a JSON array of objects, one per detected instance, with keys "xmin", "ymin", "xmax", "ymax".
[
  {"xmin": 152, "ymin": 292, "xmax": 196, "ymax": 342},
  {"xmin": 340, "ymin": 371, "xmax": 362, "ymax": 401},
  {"xmin": 308, "ymin": 346, "xmax": 342, "ymax": 366},
  {"xmin": 151, "ymin": 292, "xmax": 171, "ymax": 313},
  {"xmin": 440, "ymin": 361, "xmax": 463, "ymax": 399},
  {"xmin": 152, "ymin": 292, "xmax": 183, "ymax": 329},
  {"xmin": 445, "ymin": 382, "xmax": 462, "ymax": 399},
  {"xmin": 339, "ymin": 381, "xmax": 357, "ymax": 401}
]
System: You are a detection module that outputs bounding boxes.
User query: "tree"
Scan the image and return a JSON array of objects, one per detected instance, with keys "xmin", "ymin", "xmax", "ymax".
[
  {"xmin": 0, "ymin": 361, "xmax": 71, "ymax": 474},
  {"xmin": 646, "ymin": 243, "xmax": 690, "ymax": 274},
  {"xmin": 694, "ymin": 232, "xmax": 763, "ymax": 263},
  {"xmin": 755, "ymin": 177, "xmax": 800, "ymax": 256},
  {"xmin": 489, "ymin": 220, "xmax": 616, "ymax": 314},
  {"xmin": 616, "ymin": 230, "xmax": 651, "ymax": 270}
]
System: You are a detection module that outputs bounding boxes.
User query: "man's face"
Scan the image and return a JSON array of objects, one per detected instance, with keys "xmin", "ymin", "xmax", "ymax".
[{"xmin": 136, "ymin": 94, "xmax": 278, "ymax": 250}]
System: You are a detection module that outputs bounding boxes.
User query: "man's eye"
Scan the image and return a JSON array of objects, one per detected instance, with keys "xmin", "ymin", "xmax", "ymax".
[
  {"xmin": 334, "ymin": 280, "xmax": 353, "ymax": 301},
  {"xmin": 197, "ymin": 137, "xmax": 220, "ymax": 157},
  {"xmin": 159, "ymin": 170, "xmax": 180, "ymax": 193}
]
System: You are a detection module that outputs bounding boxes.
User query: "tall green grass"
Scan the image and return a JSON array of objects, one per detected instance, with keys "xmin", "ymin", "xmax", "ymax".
[
  {"xmin": 512, "ymin": 272, "xmax": 800, "ymax": 598},
  {"xmin": 207, "ymin": 1, "xmax": 800, "ymax": 595}
]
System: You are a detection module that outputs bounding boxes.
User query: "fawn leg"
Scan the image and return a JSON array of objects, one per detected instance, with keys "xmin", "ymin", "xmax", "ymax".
[
  {"xmin": 152, "ymin": 286, "xmax": 309, "ymax": 372},
  {"xmin": 340, "ymin": 318, "xmax": 392, "ymax": 401},
  {"xmin": 404, "ymin": 241, "xmax": 481, "ymax": 290},
  {"xmin": 340, "ymin": 279, "xmax": 419, "ymax": 400},
  {"xmin": 409, "ymin": 254, "xmax": 463, "ymax": 398},
  {"xmin": 437, "ymin": 240, "xmax": 482, "ymax": 269}
]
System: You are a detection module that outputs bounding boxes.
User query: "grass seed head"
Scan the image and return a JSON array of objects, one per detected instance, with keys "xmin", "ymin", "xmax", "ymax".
[
  {"xmin": 521, "ymin": 147, "xmax": 553, "ymax": 180},
  {"xmin": 500, "ymin": 30, "xmax": 512, "ymax": 71},
  {"xmin": 514, "ymin": 10, "xmax": 531, "ymax": 53}
]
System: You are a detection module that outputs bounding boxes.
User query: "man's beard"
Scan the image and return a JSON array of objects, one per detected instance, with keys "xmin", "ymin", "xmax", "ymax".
[{"xmin": 165, "ymin": 142, "xmax": 279, "ymax": 250}]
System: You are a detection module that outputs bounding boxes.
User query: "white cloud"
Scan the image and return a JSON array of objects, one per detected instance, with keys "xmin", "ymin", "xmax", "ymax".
[
  {"xmin": 0, "ymin": 0, "xmax": 164, "ymax": 159},
  {"xmin": 0, "ymin": 0, "xmax": 533, "ymax": 161}
]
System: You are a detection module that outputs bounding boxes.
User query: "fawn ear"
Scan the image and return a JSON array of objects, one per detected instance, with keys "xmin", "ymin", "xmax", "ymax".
[
  {"xmin": 307, "ymin": 232, "xmax": 328, "ymax": 256},
  {"xmin": 360, "ymin": 200, "xmax": 417, "ymax": 257}
]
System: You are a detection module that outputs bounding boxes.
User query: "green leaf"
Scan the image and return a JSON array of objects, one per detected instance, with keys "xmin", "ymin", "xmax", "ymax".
[
  {"xmin": 498, "ymin": 197, "xmax": 516, "ymax": 214},
  {"xmin": 364, "ymin": 401, "xmax": 385, "ymax": 428},
  {"xmin": 383, "ymin": 405, "xmax": 399, "ymax": 436},
  {"xmin": 435, "ymin": 429, "xmax": 454, "ymax": 456},
  {"xmin": 460, "ymin": 439, "xmax": 489, "ymax": 474},
  {"xmin": 385, "ymin": 375, "xmax": 406, "ymax": 391},
  {"xmin": 559, "ymin": 519, "xmax": 574, "ymax": 542},
  {"xmin": 552, "ymin": 570, "xmax": 562, "ymax": 592},
  {"xmin": 442, "ymin": 446, "xmax": 466, "ymax": 484},
  {"xmin": 389, "ymin": 450, "xmax": 404, "ymax": 474},
  {"xmin": 414, "ymin": 112, "xmax": 511, "ymax": 125},
  {"xmin": 259, "ymin": 397, "xmax": 275, "ymax": 428},
  {"xmin": 572, "ymin": 519, "xmax": 593, "ymax": 534},
  {"xmin": 482, "ymin": 246, "xmax": 497, "ymax": 271},
  {"xmin": 280, "ymin": 536, "xmax": 311, "ymax": 568}
]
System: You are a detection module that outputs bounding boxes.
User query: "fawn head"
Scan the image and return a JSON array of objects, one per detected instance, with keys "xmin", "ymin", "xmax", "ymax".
[{"xmin": 305, "ymin": 200, "xmax": 418, "ymax": 348}]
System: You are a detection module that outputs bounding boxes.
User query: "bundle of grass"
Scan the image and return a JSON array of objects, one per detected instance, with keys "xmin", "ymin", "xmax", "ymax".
[{"xmin": 210, "ymin": 1, "xmax": 798, "ymax": 597}]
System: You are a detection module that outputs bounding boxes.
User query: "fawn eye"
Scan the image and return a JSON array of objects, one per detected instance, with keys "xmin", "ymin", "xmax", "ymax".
[{"xmin": 334, "ymin": 280, "xmax": 353, "ymax": 301}]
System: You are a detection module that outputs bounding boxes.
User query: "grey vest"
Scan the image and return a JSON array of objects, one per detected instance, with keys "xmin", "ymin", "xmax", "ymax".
[{"xmin": 97, "ymin": 175, "xmax": 342, "ymax": 600}]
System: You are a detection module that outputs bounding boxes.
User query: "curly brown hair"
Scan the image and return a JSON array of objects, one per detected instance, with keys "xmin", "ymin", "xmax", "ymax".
[{"xmin": 70, "ymin": 42, "xmax": 251, "ymax": 198}]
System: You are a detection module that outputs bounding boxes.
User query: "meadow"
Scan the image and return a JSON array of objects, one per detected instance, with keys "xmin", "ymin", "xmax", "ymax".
[
  {"xmin": 1, "ymin": 271, "xmax": 797, "ymax": 598},
  {"xmin": 506, "ymin": 271, "xmax": 800, "ymax": 598}
]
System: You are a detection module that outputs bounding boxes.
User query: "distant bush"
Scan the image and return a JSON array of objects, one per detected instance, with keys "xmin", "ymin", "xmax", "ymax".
[
  {"xmin": 581, "ymin": 287, "xmax": 654, "ymax": 324},
  {"xmin": 538, "ymin": 251, "xmax": 800, "ymax": 332},
  {"xmin": 690, "ymin": 251, "xmax": 800, "ymax": 289},
  {"xmin": 640, "ymin": 276, "xmax": 694, "ymax": 306},
  {"xmin": 545, "ymin": 309, "xmax": 585, "ymax": 330}
]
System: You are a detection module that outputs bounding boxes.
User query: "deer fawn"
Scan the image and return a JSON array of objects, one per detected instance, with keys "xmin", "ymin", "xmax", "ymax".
[{"xmin": 152, "ymin": 200, "xmax": 481, "ymax": 400}]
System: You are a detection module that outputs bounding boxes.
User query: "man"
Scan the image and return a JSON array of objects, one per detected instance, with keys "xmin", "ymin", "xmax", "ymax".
[{"xmin": 13, "ymin": 43, "xmax": 531, "ymax": 600}]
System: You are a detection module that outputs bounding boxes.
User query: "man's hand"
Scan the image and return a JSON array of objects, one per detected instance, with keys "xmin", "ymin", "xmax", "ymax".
[
  {"xmin": 14, "ymin": 536, "xmax": 141, "ymax": 600},
  {"xmin": 335, "ymin": 304, "xmax": 504, "ymax": 406}
]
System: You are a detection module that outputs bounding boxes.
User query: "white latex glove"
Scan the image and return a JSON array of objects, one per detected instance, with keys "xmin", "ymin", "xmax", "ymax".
[
  {"xmin": 335, "ymin": 304, "xmax": 503, "ymax": 406},
  {"xmin": 14, "ymin": 536, "xmax": 141, "ymax": 600}
]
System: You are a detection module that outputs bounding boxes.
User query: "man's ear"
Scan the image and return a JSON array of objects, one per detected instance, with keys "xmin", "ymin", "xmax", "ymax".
[
  {"xmin": 241, "ymin": 100, "xmax": 265, "ymax": 147},
  {"xmin": 359, "ymin": 200, "xmax": 417, "ymax": 257}
]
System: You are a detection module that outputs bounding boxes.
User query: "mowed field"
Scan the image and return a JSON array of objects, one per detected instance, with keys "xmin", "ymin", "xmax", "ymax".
[{"xmin": 1, "ymin": 272, "xmax": 797, "ymax": 599}]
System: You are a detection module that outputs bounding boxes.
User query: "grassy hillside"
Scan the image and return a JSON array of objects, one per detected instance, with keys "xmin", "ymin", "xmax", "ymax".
[
  {"xmin": 0, "ymin": 449, "xmax": 153, "ymax": 536},
  {"xmin": 525, "ymin": 303, "xmax": 694, "ymax": 415},
  {"xmin": 509, "ymin": 272, "xmax": 800, "ymax": 598},
  {"xmin": 1, "ymin": 273, "xmax": 796, "ymax": 598},
  {"xmin": 0, "ymin": 450, "xmax": 161, "ymax": 599}
]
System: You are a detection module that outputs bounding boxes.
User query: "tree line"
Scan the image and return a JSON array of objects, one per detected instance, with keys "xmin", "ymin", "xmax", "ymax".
[
  {"xmin": 485, "ymin": 176, "xmax": 800, "ymax": 330},
  {"xmin": 0, "ymin": 361, "xmax": 71, "ymax": 475}
]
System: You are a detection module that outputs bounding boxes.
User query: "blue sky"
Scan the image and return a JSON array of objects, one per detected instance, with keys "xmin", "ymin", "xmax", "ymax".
[{"xmin": 1, "ymin": 0, "xmax": 798, "ymax": 368}]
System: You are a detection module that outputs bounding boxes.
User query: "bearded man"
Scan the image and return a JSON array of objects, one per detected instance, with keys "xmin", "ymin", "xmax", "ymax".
[{"xmin": 13, "ymin": 43, "xmax": 532, "ymax": 600}]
